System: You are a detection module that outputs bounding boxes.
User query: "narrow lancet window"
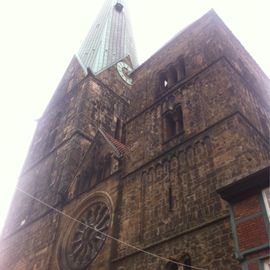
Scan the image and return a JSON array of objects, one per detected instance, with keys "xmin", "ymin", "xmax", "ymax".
[
  {"xmin": 175, "ymin": 105, "xmax": 184, "ymax": 134},
  {"xmin": 115, "ymin": 118, "xmax": 122, "ymax": 140},
  {"xmin": 163, "ymin": 104, "xmax": 184, "ymax": 141},
  {"xmin": 165, "ymin": 112, "xmax": 177, "ymax": 139},
  {"xmin": 168, "ymin": 186, "xmax": 173, "ymax": 210},
  {"xmin": 168, "ymin": 65, "xmax": 178, "ymax": 87}
]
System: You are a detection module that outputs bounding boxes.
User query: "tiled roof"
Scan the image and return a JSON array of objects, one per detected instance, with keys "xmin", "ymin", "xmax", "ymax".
[{"xmin": 99, "ymin": 129, "xmax": 128, "ymax": 157}]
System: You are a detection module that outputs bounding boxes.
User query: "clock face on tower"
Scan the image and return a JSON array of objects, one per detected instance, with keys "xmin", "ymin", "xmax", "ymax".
[{"xmin": 116, "ymin": 61, "xmax": 133, "ymax": 85}]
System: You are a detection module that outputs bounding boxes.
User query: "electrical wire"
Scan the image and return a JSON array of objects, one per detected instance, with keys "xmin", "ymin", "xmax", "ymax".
[{"xmin": 16, "ymin": 186, "xmax": 208, "ymax": 270}]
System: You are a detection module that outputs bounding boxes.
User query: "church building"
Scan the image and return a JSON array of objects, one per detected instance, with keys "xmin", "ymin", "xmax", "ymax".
[{"xmin": 1, "ymin": 0, "xmax": 269, "ymax": 269}]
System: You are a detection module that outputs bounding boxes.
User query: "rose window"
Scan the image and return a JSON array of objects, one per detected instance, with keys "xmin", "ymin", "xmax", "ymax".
[{"xmin": 62, "ymin": 201, "xmax": 111, "ymax": 269}]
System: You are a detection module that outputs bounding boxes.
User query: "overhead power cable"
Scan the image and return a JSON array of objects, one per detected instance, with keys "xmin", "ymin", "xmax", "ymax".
[{"xmin": 16, "ymin": 186, "xmax": 207, "ymax": 270}]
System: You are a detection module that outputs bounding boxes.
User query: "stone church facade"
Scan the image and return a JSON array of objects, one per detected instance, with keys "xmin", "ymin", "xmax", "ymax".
[{"xmin": 1, "ymin": 1, "xmax": 269, "ymax": 270}]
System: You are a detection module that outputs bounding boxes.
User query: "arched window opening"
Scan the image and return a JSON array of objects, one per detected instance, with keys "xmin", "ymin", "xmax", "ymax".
[
  {"xmin": 168, "ymin": 65, "xmax": 178, "ymax": 86},
  {"xmin": 160, "ymin": 72, "xmax": 169, "ymax": 90},
  {"xmin": 165, "ymin": 262, "xmax": 178, "ymax": 270},
  {"xmin": 183, "ymin": 255, "xmax": 192, "ymax": 270},
  {"xmin": 163, "ymin": 104, "xmax": 184, "ymax": 141},
  {"xmin": 157, "ymin": 59, "xmax": 185, "ymax": 97},
  {"xmin": 177, "ymin": 57, "xmax": 185, "ymax": 81},
  {"xmin": 174, "ymin": 105, "xmax": 184, "ymax": 133},
  {"xmin": 165, "ymin": 112, "xmax": 176, "ymax": 139},
  {"xmin": 115, "ymin": 118, "xmax": 122, "ymax": 140},
  {"xmin": 121, "ymin": 124, "xmax": 126, "ymax": 144}
]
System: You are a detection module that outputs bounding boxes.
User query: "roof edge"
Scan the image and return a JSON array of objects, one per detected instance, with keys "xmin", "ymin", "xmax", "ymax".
[
  {"xmin": 132, "ymin": 9, "xmax": 218, "ymax": 74},
  {"xmin": 217, "ymin": 166, "xmax": 270, "ymax": 203}
]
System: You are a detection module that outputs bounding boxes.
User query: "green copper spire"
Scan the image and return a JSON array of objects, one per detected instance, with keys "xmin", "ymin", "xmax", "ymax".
[{"xmin": 76, "ymin": 0, "xmax": 138, "ymax": 74}]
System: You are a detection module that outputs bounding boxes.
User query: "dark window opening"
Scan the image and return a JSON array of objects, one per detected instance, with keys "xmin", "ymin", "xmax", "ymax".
[
  {"xmin": 165, "ymin": 112, "xmax": 176, "ymax": 139},
  {"xmin": 163, "ymin": 104, "xmax": 184, "ymax": 141},
  {"xmin": 168, "ymin": 186, "xmax": 173, "ymax": 210},
  {"xmin": 168, "ymin": 65, "xmax": 178, "ymax": 86},
  {"xmin": 165, "ymin": 262, "xmax": 178, "ymax": 270},
  {"xmin": 183, "ymin": 255, "xmax": 192, "ymax": 270},
  {"xmin": 177, "ymin": 57, "xmax": 185, "ymax": 81},
  {"xmin": 175, "ymin": 105, "xmax": 184, "ymax": 133},
  {"xmin": 157, "ymin": 58, "xmax": 185, "ymax": 97},
  {"xmin": 160, "ymin": 72, "xmax": 169, "ymax": 90},
  {"xmin": 121, "ymin": 124, "xmax": 126, "ymax": 144},
  {"xmin": 115, "ymin": 118, "xmax": 122, "ymax": 140}
]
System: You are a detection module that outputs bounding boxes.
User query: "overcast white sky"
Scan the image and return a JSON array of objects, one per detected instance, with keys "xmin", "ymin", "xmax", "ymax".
[{"xmin": 0, "ymin": 0, "xmax": 269, "ymax": 234}]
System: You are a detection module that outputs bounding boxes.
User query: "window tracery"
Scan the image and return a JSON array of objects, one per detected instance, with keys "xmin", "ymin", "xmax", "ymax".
[{"xmin": 60, "ymin": 201, "xmax": 111, "ymax": 269}]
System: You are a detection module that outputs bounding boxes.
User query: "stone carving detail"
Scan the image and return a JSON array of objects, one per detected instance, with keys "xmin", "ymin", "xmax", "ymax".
[
  {"xmin": 142, "ymin": 136, "xmax": 211, "ymax": 183},
  {"xmin": 63, "ymin": 201, "xmax": 111, "ymax": 269}
]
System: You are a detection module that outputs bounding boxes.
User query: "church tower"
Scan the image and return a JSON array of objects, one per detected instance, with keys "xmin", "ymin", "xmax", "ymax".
[
  {"xmin": 1, "ymin": 1, "xmax": 137, "ymax": 269},
  {"xmin": 1, "ymin": 1, "xmax": 269, "ymax": 270}
]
